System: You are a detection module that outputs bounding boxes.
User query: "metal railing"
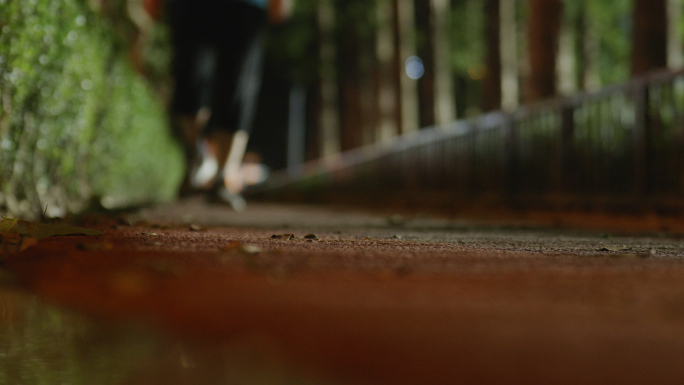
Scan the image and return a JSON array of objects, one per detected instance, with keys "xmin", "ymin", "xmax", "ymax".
[{"xmin": 256, "ymin": 69, "xmax": 684, "ymax": 211}]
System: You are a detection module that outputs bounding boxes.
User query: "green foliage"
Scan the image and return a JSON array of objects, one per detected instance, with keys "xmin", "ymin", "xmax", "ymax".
[
  {"xmin": 0, "ymin": 0, "xmax": 183, "ymax": 219},
  {"xmin": 564, "ymin": 0, "xmax": 632, "ymax": 87},
  {"xmin": 264, "ymin": 1, "xmax": 320, "ymax": 84},
  {"xmin": 450, "ymin": 0, "xmax": 485, "ymax": 75},
  {"xmin": 588, "ymin": 0, "xmax": 632, "ymax": 85}
]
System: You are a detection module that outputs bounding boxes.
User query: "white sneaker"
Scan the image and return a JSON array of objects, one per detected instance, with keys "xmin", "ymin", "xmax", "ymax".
[{"xmin": 191, "ymin": 143, "xmax": 218, "ymax": 189}]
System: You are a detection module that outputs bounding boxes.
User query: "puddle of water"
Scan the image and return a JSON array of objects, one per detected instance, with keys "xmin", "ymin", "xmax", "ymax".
[
  {"xmin": 0, "ymin": 271, "xmax": 343, "ymax": 385},
  {"xmin": 0, "ymin": 285, "xmax": 157, "ymax": 385}
]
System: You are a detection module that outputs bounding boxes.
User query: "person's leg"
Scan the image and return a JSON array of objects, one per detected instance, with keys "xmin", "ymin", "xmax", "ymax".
[
  {"xmin": 206, "ymin": 3, "xmax": 267, "ymax": 198},
  {"xmin": 166, "ymin": 1, "xmax": 213, "ymax": 195},
  {"xmin": 222, "ymin": 129, "xmax": 250, "ymax": 193}
]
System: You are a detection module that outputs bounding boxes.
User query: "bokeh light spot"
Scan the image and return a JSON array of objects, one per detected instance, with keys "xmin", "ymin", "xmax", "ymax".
[{"xmin": 405, "ymin": 56, "xmax": 425, "ymax": 80}]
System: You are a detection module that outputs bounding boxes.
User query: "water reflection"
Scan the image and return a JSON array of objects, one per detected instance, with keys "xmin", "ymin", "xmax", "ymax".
[
  {"xmin": 0, "ymin": 283, "xmax": 157, "ymax": 385},
  {"xmin": 0, "ymin": 271, "xmax": 340, "ymax": 385}
]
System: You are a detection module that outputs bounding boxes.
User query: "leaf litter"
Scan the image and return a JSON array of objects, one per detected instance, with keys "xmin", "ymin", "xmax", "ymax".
[
  {"xmin": 598, "ymin": 242, "xmax": 632, "ymax": 252},
  {"xmin": 271, "ymin": 234, "xmax": 295, "ymax": 240},
  {"xmin": 0, "ymin": 216, "xmax": 103, "ymax": 239},
  {"xmin": 1, "ymin": 216, "xmax": 102, "ymax": 255},
  {"xmin": 595, "ymin": 242, "xmax": 651, "ymax": 259},
  {"xmin": 271, "ymin": 233, "xmax": 320, "ymax": 241}
]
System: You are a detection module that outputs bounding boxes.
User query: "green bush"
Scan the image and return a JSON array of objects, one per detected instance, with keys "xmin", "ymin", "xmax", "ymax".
[{"xmin": 0, "ymin": 0, "xmax": 183, "ymax": 219}]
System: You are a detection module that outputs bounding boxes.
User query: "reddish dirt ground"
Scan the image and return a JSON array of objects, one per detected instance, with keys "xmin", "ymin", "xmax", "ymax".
[{"xmin": 4, "ymin": 198, "xmax": 684, "ymax": 384}]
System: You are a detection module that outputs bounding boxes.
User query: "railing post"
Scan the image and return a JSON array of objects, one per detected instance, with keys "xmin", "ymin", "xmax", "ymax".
[
  {"xmin": 560, "ymin": 102, "xmax": 575, "ymax": 194},
  {"xmin": 504, "ymin": 113, "xmax": 517, "ymax": 204},
  {"xmin": 634, "ymin": 80, "xmax": 652, "ymax": 204}
]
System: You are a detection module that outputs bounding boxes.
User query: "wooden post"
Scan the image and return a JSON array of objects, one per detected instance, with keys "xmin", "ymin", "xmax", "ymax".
[
  {"xmin": 504, "ymin": 115, "xmax": 518, "ymax": 203},
  {"xmin": 414, "ymin": 0, "xmax": 436, "ymax": 128},
  {"xmin": 335, "ymin": 0, "xmax": 364, "ymax": 151},
  {"xmin": 633, "ymin": 81, "xmax": 652, "ymax": 200},
  {"xmin": 667, "ymin": 0, "xmax": 683, "ymax": 69},
  {"xmin": 317, "ymin": 0, "xmax": 341, "ymax": 157},
  {"xmin": 631, "ymin": 0, "xmax": 667, "ymax": 76},
  {"xmin": 526, "ymin": 0, "xmax": 562, "ymax": 102},
  {"xmin": 397, "ymin": 0, "xmax": 419, "ymax": 134},
  {"xmin": 376, "ymin": 0, "xmax": 401, "ymax": 143},
  {"xmin": 432, "ymin": 0, "xmax": 455, "ymax": 125},
  {"xmin": 560, "ymin": 103, "xmax": 575, "ymax": 192},
  {"xmin": 500, "ymin": 0, "xmax": 519, "ymax": 110},
  {"xmin": 482, "ymin": 0, "xmax": 502, "ymax": 112}
]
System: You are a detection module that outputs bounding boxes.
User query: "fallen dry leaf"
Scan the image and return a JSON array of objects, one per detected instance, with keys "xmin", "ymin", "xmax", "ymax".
[
  {"xmin": 1, "ymin": 232, "xmax": 39, "ymax": 253},
  {"xmin": 598, "ymin": 242, "xmax": 632, "ymax": 252},
  {"xmin": 19, "ymin": 238, "xmax": 38, "ymax": 252},
  {"xmin": 0, "ymin": 217, "xmax": 102, "ymax": 239},
  {"xmin": 271, "ymin": 234, "xmax": 295, "ymax": 240}
]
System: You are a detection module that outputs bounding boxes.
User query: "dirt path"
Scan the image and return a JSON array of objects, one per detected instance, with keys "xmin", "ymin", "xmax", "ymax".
[{"xmin": 4, "ymin": 198, "xmax": 684, "ymax": 384}]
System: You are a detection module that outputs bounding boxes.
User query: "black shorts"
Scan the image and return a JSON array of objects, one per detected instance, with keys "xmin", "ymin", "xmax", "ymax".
[{"xmin": 166, "ymin": 0, "xmax": 266, "ymax": 133}]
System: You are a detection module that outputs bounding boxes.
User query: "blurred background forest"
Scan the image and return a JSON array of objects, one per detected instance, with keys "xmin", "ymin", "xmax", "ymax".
[
  {"xmin": 115, "ymin": 0, "xmax": 683, "ymax": 173},
  {"xmin": 202, "ymin": 0, "xmax": 682, "ymax": 172},
  {"xmin": 1, "ymin": 0, "xmax": 683, "ymax": 218}
]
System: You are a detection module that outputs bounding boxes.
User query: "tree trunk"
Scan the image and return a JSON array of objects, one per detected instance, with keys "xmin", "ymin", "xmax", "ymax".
[
  {"xmin": 397, "ymin": 0, "xmax": 419, "ymax": 134},
  {"xmin": 581, "ymin": 2, "xmax": 601, "ymax": 90},
  {"xmin": 414, "ymin": 0, "xmax": 436, "ymax": 128},
  {"xmin": 317, "ymin": 0, "xmax": 341, "ymax": 157},
  {"xmin": 482, "ymin": 0, "xmax": 502, "ymax": 111},
  {"xmin": 631, "ymin": 0, "xmax": 667, "ymax": 76},
  {"xmin": 556, "ymin": 1, "xmax": 576, "ymax": 96},
  {"xmin": 432, "ymin": 0, "xmax": 455, "ymax": 124},
  {"xmin": 376, "ymin": 0, "xmax": 401, "ymax": 142},
  {"xmin": 667, "ymin": 0, "xmax": 683, "ymax": 69},
  {"xmin": 526, "ymin": 0, "xmax": 562, "ymax": 102},
  {"xmin": 362, "ymin": 2, "xmax": 379, "ymax": 146},
  {"xmin": 500, "ymin": 0, "xmax": 518, "ymax": 110},
  {"xmin": 335, "ymin": 0, "xmax": 364, "ymax": 151},
  {"xmin": 307, "ymin": 6, "xmax": 323, "ymax": 161}
]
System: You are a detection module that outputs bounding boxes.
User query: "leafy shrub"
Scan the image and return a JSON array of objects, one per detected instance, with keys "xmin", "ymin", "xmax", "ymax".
[{"xmin": 0, "ymin": 0, "xmax": 183, "ymax": 219}]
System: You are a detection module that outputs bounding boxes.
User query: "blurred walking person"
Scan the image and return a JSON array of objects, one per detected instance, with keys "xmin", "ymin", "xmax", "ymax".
[{"xmin": 144, "ymin": 0, "xmax": 292, "ymax": 210}]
